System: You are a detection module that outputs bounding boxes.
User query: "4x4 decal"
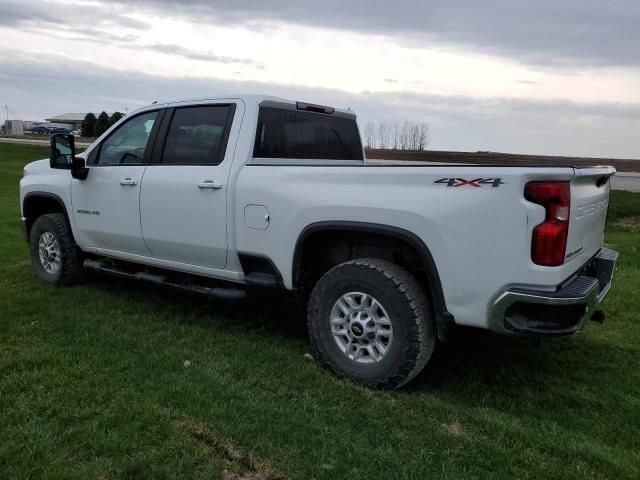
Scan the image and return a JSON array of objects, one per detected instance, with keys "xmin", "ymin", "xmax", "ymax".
[{"xmin": 434, "ymin": 177, "xmax": 505, "ymax": 188}]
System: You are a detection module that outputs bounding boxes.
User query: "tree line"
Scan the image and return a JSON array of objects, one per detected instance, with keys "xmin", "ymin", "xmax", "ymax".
[
  {"xmin": 363, "ymin": 121, "xmax": 430, "ymax": 150},
  {"xmin": 81, "ymin": 111, "xmax": 125, "ymax": 137}
]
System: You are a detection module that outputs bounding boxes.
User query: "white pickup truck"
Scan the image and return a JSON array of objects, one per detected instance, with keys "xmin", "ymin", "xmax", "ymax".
[{"xmin": 19, "ymin": 95, "xmax": 618, "ymax": 388}]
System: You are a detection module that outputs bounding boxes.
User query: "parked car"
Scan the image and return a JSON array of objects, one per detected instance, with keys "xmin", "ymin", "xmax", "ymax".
[
  {"xmin": 49, "ymin": 127, "xmax": 72, "ymax": 135},
  {"xmin": 18, "ymin": 95, "xmax": 618, "ymax": 389},
  {"xmin": 31, "ymin": 125, "xmax": 49, "ymax": 134},
  {"xmin": 31, "ymin": 125, "xmax": 71, "ymax": 135}
]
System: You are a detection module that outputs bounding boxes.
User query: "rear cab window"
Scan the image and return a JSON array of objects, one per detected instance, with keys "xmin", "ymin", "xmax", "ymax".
[
  {"xmin": 253, "ymin": 104, "xmax": 363, "ymax": 161},
  {"xmin": 158, "ymin": 104, "xmax": 236, "ymax": 165}
]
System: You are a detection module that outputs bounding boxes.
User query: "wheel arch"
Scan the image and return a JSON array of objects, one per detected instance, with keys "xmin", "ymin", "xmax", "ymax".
[
  {"xmin": 23, "ymin": 192, "xmax": 74, "ymax": 240},
  {"xmin": 292, "ymin": 221, "xmax": 455, "ymax": 341}
]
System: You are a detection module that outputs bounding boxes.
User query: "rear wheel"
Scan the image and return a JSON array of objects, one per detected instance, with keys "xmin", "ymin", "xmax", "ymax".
[
  {"xmin": 29, "ymin": 213, "xmax": 85, "ymax": 285},
  {"xmin": 307, "ymin": 258, "xmax": 436, "ymax": 389}
]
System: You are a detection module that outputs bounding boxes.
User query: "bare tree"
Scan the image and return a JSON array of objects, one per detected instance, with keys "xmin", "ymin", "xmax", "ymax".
[
  {"xmin": 376, "ymin": 122, "xmax": 384, "ymax": 149},
  {"xmin": 363, "ymin": 120, "xmax": 430, "ymax": 151},
  {"xmin": 408, "ymin": 123, "xmax": 417, "ymax": 150},
  {"xmin": 416, "ymin": 123, "xmax": 430, "ymax": 150},
  {"xmin": 411, "ymin": 122, "xmax": 422, "ymax": 150},
  {"xmin": 400, "ymin": 121, "xmax": 410, "ymax": 150},
  {"xmin": 392, "ymin": 122, "xmax": 400, "ymax": 149},
  {"xmin": 377, "ymin": 121, "xmax": 392, "ymax": 149},
  {"xmin": 363, "ymin": 121, "xmax": 376, "ymax": 149}
]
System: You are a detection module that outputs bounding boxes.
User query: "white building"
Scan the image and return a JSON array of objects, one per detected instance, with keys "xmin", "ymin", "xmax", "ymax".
[
  {"xmin": 44, "ymin": 113, "xmax": 87, "ymax": 131},
  {"xmin": 4, "ymin": 120, "xmax": 24, "ymax": 136}
]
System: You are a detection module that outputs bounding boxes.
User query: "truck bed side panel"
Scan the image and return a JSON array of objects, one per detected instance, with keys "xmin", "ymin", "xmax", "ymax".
[{"xmin": 234, "ymin": 165, "xmax": 580, "ymax": 329}]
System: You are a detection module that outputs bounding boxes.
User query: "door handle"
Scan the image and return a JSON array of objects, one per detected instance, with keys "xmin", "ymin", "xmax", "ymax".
[
  {"xmin": 119, "ymin": 177, "xmax": 137, "ymax": 186},
  {"xmin": 197, "ymin": 180, "xmax": 223, "ymax": 190}
]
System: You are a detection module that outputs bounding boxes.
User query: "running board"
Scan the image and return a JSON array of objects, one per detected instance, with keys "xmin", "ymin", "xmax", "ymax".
[
  {"xmin": 244, "ymin": 272, "xmax": 279, "ymax": 288},
  {"xmin": 83, "ymin": 259, "xmax": 247, "ymax": 301}
]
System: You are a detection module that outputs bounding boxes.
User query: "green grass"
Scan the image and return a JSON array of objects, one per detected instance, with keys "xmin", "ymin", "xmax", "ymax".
[{"xmin": 1, "ymin": 143, "xmax": 639, "ymax": 479}]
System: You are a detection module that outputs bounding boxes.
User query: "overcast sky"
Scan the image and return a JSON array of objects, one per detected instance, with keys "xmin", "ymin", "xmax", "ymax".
[{"xmin": 1, "ymin": 0, "xmax": 639, "ymax": 158}]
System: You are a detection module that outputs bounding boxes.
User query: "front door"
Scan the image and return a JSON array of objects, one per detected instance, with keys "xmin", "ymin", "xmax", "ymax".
[
  {"xmin": 140, "ymin": 103, "xmax": 239, "ymax": 269},
  {"xmin": 71, "ymin": 110, "xmax": 160, "ymax": 256}
]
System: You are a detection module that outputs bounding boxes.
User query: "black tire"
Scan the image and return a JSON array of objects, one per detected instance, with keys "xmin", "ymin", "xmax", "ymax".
[
  {"xmin": 307, "ymin": 258, "xmax": 436, "ymax": 389},
  {"xmin": 29, "ymin": 213, "xmax": 85, "ymax": 286}
]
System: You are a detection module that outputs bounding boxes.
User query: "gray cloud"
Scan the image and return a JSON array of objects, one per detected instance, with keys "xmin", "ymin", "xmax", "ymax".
[
  {"xmin": 0, "ymin": 1, "xmax": 57, "ymax": 26},
  {"xmin": 24, "ymin": 25, "xmax": 142, "ymax": 46},
  {"xmin": 144, "ymin": 43, "xmax": 254, "ymax": 65},
  {"xmin": 104, "ymin": 0, "xmax": 640, "ymax": 68},
  {"xmin": 1, "ymin": 51, "xmax": 638, "ymax": 159},
  {"xmin": 0, "ymin": 0, "xmax": 150, "ymax": 30},
  {"xmin": 0, "ymin": 0, "xmax": 256, "ymax": 67},
  {"xmin": 22, "ymin": 25, "xmax": 252, "ymax": 66},
  {"xmin": 2, "ymin": 1, "xmax": 638, "ymax": 69}
]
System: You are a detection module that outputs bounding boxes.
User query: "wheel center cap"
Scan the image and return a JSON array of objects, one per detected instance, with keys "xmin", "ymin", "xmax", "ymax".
[
  {"xmin": 351, "ymin": 322, "xmax": 364, "ymax": 337},
  {"xmin": 43, "ymin": 250, "xmax": 49, "ymax": 259}
]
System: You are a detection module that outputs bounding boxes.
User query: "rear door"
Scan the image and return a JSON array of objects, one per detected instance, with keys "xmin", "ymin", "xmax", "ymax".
[{"xmin": 139, "ymin": 101, "xmax": 241, "ymax": 269}]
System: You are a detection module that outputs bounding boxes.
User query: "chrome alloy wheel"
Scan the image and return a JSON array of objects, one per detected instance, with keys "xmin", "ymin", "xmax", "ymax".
[
  {"xmin": 38, "ymin": 232, "xmax": 61, "ymax": 274},
  {"xmin": 330, "ymin": 292, "xmax": 393, "ymax": 364}
]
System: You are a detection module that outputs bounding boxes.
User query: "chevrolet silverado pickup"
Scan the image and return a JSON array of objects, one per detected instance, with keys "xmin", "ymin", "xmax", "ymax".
[{"xmin": 19, "ymin": 95, "xmax": 618, "ymax": 389}]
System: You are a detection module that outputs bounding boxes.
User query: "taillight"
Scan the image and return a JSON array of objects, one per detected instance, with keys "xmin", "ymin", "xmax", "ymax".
[{"xmin": 525, "ymin": 181, "xmax": 570, "ymax": 266}]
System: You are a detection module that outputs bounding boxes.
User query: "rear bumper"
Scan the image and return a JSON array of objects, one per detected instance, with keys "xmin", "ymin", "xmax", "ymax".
[{"xmin": 490, "ymin": 248, "xmax": 618, "ymax": 336}]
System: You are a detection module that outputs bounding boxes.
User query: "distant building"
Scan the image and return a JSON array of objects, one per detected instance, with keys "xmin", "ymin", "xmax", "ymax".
[
  {"xmin": 4, "ymin": 120, "xmax": 24, "ymax": 136},
  {"xmin": 44, "ymin": 113, "xmax": 87, "ymax": 131}
]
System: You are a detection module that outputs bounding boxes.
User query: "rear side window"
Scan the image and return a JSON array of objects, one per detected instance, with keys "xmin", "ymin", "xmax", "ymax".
[
  {"xmin": 161, "ymin": 105, "xmax": 234, "ymax": 165},
  {"xmin": 253, "ymin": 107, "xmax": 363, "ymax": 160}
]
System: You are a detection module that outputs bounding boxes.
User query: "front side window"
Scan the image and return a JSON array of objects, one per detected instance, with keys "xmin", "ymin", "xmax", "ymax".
[
  {"xmin": 96, "ymin": 111, "xmax": 158, "ymax": 165},
  {"xmin": 253, "ymin": 107, "xmax": 364, "ymax": 160},
  {"xmin": 161, "ymin": 105, "xmax": 234, "ymax": 165}
]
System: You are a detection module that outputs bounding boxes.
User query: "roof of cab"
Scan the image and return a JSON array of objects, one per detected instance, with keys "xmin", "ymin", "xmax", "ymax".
[{"xmin": 137, "ymin": 95, "xmax": 355, "ymax": 117}]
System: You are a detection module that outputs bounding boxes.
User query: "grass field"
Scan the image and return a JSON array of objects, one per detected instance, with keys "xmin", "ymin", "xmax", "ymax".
[{"xmin": 1, "ymin": 143, "xmax": 639, "ymax": 479}]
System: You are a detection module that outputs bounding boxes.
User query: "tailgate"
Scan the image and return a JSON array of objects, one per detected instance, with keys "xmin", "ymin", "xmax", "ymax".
[{"xmin": 565, "ymin": 166, "xmax": 616, "ymax": 266}]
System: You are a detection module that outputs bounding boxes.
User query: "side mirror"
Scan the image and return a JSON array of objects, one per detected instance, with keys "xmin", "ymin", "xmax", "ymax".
[
  {"xmin": 71, "ymin": 157, "xmax": 89, "ymax": 180},
  {"xmin": 50, "ymin": 133, "xmax": 88, "ymax": 180},
  {"xmin": 50, "ymin": 133, "xmax": 74, "ymax": 169}
]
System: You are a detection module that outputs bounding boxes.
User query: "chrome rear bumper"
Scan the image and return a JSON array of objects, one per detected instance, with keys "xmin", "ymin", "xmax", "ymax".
[{"xmin": 490, "ymin": 248, "xmax": 619, "ymax": 336}]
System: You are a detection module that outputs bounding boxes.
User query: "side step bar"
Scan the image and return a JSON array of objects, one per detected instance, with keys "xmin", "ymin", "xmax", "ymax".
[
  {"xmin": 244, "ymin": 272, "xmax": 279, "ymax": 288},
  {"xmin": 83, "ymin": 259, "xmax": 247, "ymax": 301}
]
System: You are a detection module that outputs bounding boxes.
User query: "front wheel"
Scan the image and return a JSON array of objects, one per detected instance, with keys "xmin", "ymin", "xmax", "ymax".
[
  {"xmin": 29, "ymin": 213, "xmax": 85, "ymax": 286},
  {"xmin": 307, "ymin": 258, "xmax": 436, "ymax": 389}
]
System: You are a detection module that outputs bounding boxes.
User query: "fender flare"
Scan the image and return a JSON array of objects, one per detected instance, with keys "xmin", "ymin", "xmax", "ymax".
[
  {"xmin": 23, "ymin": 191, "xmax": 73, "ymax": 237},
  {"xmin": 292, "ymin": 221, "xmax": 455, "ymax": 341}
]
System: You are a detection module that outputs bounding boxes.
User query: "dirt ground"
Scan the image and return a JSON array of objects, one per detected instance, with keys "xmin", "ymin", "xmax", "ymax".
[{"xmin": 365, "ymin": 148, "xmax": 640, "ymax": 173}]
